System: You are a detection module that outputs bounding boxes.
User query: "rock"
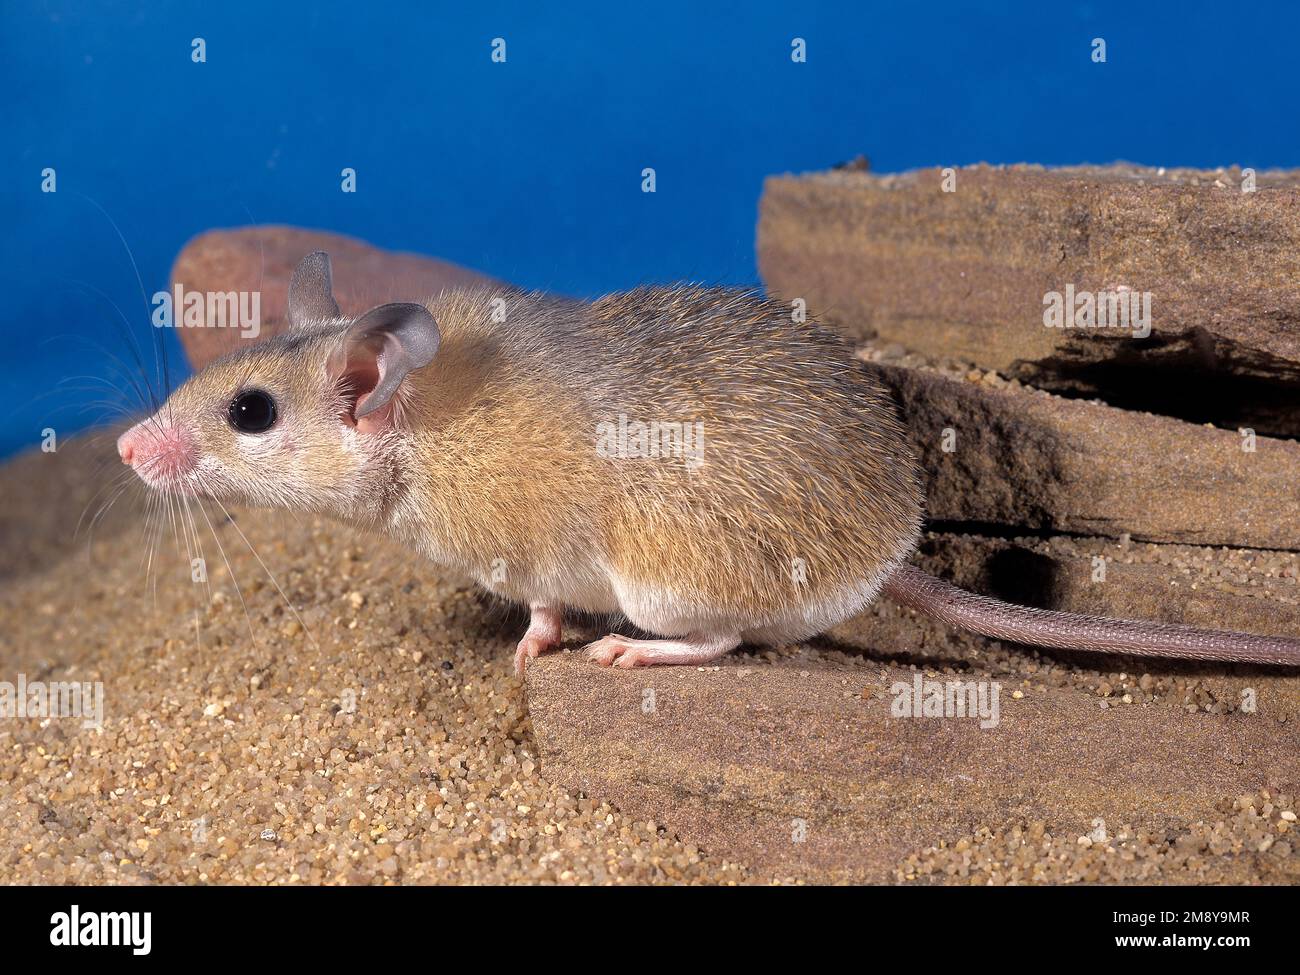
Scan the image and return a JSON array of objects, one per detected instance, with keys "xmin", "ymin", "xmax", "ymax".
[
  {"xmin": 868, "ymin": 361, "xmax": 1300, "ymax": 549},
  {"xmin": 526, "ymin": 652, "xmax": 1298, "ymax": 883},
  {"xmin": 169, "ymin": 226, "xmax": 497, "ymax": 369},
  {"xmin": 759, "ymin": 163, "xmax": 1300, "ymax": 436},
  {"xmin": 911, "ymin": 533, "xmax": 1300, "ymax": 638}
]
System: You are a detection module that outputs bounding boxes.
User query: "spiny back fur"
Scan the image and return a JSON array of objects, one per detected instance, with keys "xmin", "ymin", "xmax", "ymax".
[{"xmin": 396, "ymin": 284, "xmax": 924, "ymax": 623}]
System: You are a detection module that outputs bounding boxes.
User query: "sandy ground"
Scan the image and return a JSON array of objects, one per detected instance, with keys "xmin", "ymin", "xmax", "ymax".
[
  {"xmin": 0, "ymin": 435, "xmax": 748, "ymax": 884},
  {"xmin": 1, "ymin": 432, "xmax": 1297, "ymax": 884}
]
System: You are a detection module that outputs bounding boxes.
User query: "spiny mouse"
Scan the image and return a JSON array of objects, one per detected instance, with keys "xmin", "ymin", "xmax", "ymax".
[{"xmin": 117, "ymin": 252, "xmax": 1300, "ymax": 672}]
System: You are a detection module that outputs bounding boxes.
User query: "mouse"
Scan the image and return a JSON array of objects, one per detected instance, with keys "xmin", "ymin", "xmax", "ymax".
[{"xmin": 116, "ymin": 251, "xmax": 1300, "ymax": 673}]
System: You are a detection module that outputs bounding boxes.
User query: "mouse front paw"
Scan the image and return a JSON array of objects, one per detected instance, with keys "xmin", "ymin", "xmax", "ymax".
[{"xmin": 513, "ymin": 603, "xmax": 564, "ymax": 676}]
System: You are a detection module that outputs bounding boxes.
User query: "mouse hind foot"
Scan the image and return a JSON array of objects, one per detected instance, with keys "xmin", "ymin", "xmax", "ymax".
[{"xmin": 584, "ymin": 632, "xmax": 740, "ymax": 668}]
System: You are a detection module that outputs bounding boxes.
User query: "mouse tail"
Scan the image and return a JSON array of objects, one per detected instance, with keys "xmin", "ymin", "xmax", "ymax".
[{"xmin": 882, "ymin": 563, "xmax": 1300, "ymax": 666}]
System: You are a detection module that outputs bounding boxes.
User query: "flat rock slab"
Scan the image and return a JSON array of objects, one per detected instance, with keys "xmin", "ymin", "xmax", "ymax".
[
  {"xmin": 870, "ymin": 361, "xmax": 1300, "ymax": 549},
  {"xmin": 527, "ymin": 652, "xmax": 1299, "ymax": 883},
  {"xmin": 171, "ymin": 226, "xmax": 497, "ymax": 369},
  {"xmin": 759, "ymin": 163, "xmax": 1300, "ymax": 435},
  {"xmin": 915, "ymin": 533, "xmax": 1300, "ymax": 639}
]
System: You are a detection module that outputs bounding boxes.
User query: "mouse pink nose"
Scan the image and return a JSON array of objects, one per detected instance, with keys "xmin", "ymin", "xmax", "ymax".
[
  {"xmin": 118, "ymin": 420, "xmax": 196, "ymax": 484},
  {"xmin": 117, "ymin": 429, "xmax": 136, "ymax": 464}
]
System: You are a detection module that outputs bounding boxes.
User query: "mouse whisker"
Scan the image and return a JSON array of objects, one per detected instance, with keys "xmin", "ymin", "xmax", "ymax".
[
  {"xmin": 165, "ymin": 488, "xmax": 204, "ymax": 654},
  {"xmin": 75, "ymin": 466, "xmax": 136, "ymax": 545},
  {"xmin": 70, "ymin": 193, "xmax": 163, "ymax": 398},
  {"xmin": 56, "ymin": 279, "xmax": 162, "ymax": 413},
  {"xmin": 193, "ymin": 494, "xmax": 261, "ymax": 652},
  {"xmin": 81, "ymin": 476, "xmax": 136, "ymax": 550},
  {"xmin": 133, "ymin": 487, "xmax": 157, "ymax": 579},
  {"xmin": 143, "ymin": 491, "xmax": 166, "ymax": 614},
  {"xmin": 207, "ymin": 493, "xmax": 320, "ymax": 653},
  {"xmin": 179, "ymin": 490, "xmax": 211, "ymax": 606}
]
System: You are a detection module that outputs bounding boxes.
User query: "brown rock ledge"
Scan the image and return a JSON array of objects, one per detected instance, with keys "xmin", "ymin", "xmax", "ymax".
[
  {"xmin": 525, "ymin": 652, "xmax": 1298, "ymax": 884},
  {"xmin": 867, "ymin": 360, "xmax": 1300, "ymax": 549},
  {"xmin": 759, "ymin": 163, "xmax": 1300, "ymax": 435}
]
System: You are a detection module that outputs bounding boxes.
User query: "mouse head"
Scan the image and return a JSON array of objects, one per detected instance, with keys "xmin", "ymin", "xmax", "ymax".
[{"xmin": 117, "ymin": 252, "xmax": 440, "ymax": 518}]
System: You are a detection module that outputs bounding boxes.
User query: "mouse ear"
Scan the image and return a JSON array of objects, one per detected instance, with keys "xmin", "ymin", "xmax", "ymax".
[
  {"xmin": 288, "ymin": 251, "xmax": 342, "ymax": 327},
  {"xmin": 331, "ymin": 302, "xmax": 441, "ymax": 420}
]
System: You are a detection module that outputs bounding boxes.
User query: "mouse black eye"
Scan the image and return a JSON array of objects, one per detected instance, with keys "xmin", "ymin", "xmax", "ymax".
[{"xmin": 227, "ymin": 389, "xmax": 278, "ymax": 433}]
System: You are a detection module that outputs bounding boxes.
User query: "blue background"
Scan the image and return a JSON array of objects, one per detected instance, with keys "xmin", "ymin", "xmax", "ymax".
[{"xmin": 3, "ymin": 0, "xmax": 1298, "ymax": 458}]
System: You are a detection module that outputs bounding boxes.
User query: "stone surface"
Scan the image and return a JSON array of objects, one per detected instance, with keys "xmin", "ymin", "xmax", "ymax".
[
  {"xmin": 867, "ymin": 360, "xmax": 1300, "ymax": 549},
  {"xmin": 526, "ymin": 651, "xmax": 1299, "ymax": 884},
  {"xmin": 170, "ymin": 226, "xmax": 497, "ymax": 369},
  {"xmin": 758, "ymin": 163, "xmax": 1300, "ymax": 435},
  {"xmin": 913, "ymin": 532, "xmax": 1300, "ymax": 639}
]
